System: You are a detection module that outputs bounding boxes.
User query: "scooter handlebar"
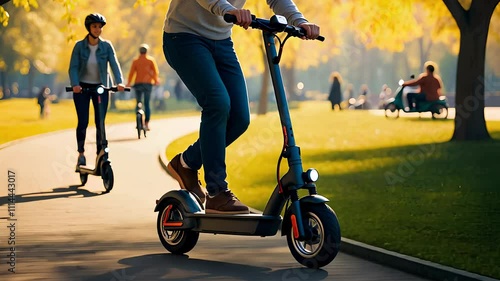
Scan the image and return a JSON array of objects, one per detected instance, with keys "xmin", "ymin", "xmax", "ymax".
[
  {"xmin": 65, "ymin": 86, "xmax": 131, "ymax": 92},
  {"xmin": 224, "ymin": 14, "xmax": 325, "ymax": 42}
]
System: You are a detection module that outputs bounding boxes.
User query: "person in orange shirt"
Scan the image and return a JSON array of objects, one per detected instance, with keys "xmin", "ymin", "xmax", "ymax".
[
  {"xmin": 403, "ymin": 62, "xmax": 444, "ymax": 110},
  {"xmin": 127, "ymin": 44, "xmax": 160, "ymax": 130}
]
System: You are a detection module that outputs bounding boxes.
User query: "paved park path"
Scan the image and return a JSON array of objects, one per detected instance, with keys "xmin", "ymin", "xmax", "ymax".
[{"xmin": 0, "ymin": 116, "xmax": 430, "ymax": 281}]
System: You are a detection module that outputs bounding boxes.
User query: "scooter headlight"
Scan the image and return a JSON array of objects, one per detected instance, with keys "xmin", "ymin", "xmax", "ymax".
[
  {"xmin": 303, "ymin": 168, "xmax": 319, "ymax": 183},
  {"xmin": 97, "ymin": 86, "xmax": 105, "ymax": 94}
]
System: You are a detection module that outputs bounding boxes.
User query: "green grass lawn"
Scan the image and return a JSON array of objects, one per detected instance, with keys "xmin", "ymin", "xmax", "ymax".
[
  {"xmin": 0, "ymin": 97, "xmax": 199, "ymax": 145},
  {"xmin": 2, "ymin": 97, "xmax": 499, "ymax": 278},
  {"xmin": 167, "ymin": 101, "xmax": 500, "ymax": 279}
]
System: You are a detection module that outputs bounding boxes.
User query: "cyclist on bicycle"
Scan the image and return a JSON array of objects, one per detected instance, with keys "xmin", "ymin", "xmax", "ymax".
[{"xmin": 69, "ymin": 13, "xmax": 125, "ymax": 167}]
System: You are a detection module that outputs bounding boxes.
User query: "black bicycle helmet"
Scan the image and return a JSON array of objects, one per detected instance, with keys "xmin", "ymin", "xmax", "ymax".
[
  {"xmin": 139, "ymin": 43, "xmax": 149, "ymax": 54},
  {"xmin": 85, "ymin": 13, "xmax": 106, "ymax": 31}
]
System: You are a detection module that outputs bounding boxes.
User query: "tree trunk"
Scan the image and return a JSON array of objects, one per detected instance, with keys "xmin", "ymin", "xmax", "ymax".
[
  {"xmin": 418, "ymin": 37, "xmax": 425, "ymax": 67},
  {"xmin": 257, "ymin": 48, "xmax": 270, "ymax": 115},
  {"xmin": 0, "ymin": 70, "xmax": 6, "ymax": 99},
  {"xmin": 400, "ymin": 51, "xmax": 411, "ymax": 78},
  {"xmin": 451, "ymin": 26, "xmax": 490, "ymax": 140},
  {"xmin": 444, "ymin": 0, "xmax": 499, "ymax": 140},
  {"xmin": 28, "ymin": 60, "xmax": 35, "ymax": 98},
  {"xmin": 283, "ymin": 61, "xmax": 298, "ymax": 101}
]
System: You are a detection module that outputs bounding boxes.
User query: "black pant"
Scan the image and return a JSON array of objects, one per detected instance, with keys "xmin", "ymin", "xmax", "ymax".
[
  {"xmin": 134, "ymin": 83, "xmax": 153, "ymax": 122},
  {"xmin": 407, "ymin": 93, "xmax": 426, "ymax": 109},
  {"xmin": 73, "ymin": 83, "xmax": 109, "ymax": 153},
  {"xmin": 38, "ymin": 103, "xmax": 45, "ymax": 117}
]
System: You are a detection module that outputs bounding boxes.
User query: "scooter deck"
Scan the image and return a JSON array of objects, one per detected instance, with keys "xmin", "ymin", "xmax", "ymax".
[
  {"xmin": 186, "ymin": 212, "xmax": 282, "ymax": 236},
  {"xmin": 75, "ymin": 165, "xmax": 97, "ymax": 174}
]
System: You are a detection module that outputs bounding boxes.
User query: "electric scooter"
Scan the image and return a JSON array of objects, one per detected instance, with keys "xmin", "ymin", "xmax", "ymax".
[
  {"xmin": 154, "ymin": 14, "xmax": 341, "ymax": 269},
  {"xmin": 384, "ymin": 79, "xmax": 449, "ymax": 119},
  {"xmin": 136, "ymin": 101, "xmax": 147, "ymax": 139},
  {"xmin": 66, "ymin": 85, "xmax": 130, "ymax": 192}
]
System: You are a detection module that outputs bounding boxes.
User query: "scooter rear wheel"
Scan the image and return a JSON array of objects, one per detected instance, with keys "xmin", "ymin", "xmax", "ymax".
[
  {"xmin": 431, "ymin": 104, "xmax": 448, "ymax": 119},
  {"xmin": 384, "ymin": 102, "xmax": 400, "ymax": 118},
  {"xmin": 157, "ymin": 198, "xmax": 199, "ymax": 254},
  {"xmin": 101, "ymin": 162, "xmax": 114, "ymax": 193},
  {"xmin": 286, "ymin": 203, "xmax": 341, "ymax": 268}
]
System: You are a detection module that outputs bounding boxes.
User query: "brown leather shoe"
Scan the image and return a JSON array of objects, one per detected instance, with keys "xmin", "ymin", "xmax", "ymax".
[
  {"xmin": 166, "ymin": 154, "xmax": 207, "ymax": 203},
  {"xmin": 206, "ymin": 190, "xmax": 249, "ymax": 214}
]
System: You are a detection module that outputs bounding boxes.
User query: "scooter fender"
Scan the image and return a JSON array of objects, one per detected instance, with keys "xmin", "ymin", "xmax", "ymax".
[
  {"xmin": 281, "ymin": 194, "xmax": 330, "ymax": 236},
  {"xmin": 98, "ymin": 159, "xmax": 111, "ymax": 176},
  {"xmin": 154, "ymin": 190, "xmax": 203, "ymax": 213},
  {"xmin": 385, "ymin": 97, "xmax": 396, "ymax": 104}
]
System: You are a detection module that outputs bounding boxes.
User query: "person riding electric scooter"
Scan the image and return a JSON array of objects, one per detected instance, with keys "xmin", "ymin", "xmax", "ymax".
[
  {"xmin": 384, "ymin": 63, "xmax": 448, "ymax": 119},
  {"xmin": 155, "ymin": 14, "xmax": 341, "ymax": 269},
  {"xmin": 68, "ymin": 13, "xmax": 128, "ymax": 191},
  {"xmin": 66, "ymin": 86, "xmax": 130, "ymax": 191}
]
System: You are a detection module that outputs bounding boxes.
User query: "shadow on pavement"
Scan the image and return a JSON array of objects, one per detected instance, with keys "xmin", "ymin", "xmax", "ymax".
[
  {"xmin": 86, "ymin": 137, "xmax": 143, "ymax": 144},
  {"xmin": 84, "ymin": 253, "xmax": 329, "ymax": 281},
  {"xmin": 0, "ymin": 185, "xmax": 103, "ymax": 207}
]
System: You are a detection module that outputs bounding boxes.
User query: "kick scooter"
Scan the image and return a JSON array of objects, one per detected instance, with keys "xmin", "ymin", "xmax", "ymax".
[
  {"xmin": 66, "ymin": 85, "xmax": 130, "ymax": 192},
  {"xmin": 135, "ymin": 101, "xmax": 147, "ymax": 139},
  {"xmin": 154, "ymin": 15, "xmax": 340, "ymax": 268}
]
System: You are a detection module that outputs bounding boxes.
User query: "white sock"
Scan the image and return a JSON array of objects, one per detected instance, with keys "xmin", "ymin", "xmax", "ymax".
[{"xmin": 179, "ymin": 153, "xmax": 191, "ymax": 169}]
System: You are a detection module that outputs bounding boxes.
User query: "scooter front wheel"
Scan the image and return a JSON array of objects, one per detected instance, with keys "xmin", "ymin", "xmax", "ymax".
[
  {"xmin": 80, "ymin": 173, "xmax": 88, "ymax": 186},
  {"xmin": 101, "ymin": 162, "xmax": 114, "ymax": 193},
  {"xmin": 157, "ymin": 198, "xmax": 199, "ymax": 254},
  {"xmin": 384, "ymin": 103, "xmax": 400, "ymax": 118},
  {"xmin": 286, "ymin": 203, "xmax": 341, "ymax": 269},
  {"xmin": 431, "ymin": 104, "xmax": 448, "ymax": 119}
]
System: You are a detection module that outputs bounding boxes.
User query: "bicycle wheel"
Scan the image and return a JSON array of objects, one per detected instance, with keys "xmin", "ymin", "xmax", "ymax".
[{"xmin": 136, "ymin": 113, "xmax": 142, "ymax": 139}]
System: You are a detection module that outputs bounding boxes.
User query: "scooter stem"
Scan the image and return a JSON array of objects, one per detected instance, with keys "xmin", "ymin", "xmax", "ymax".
[
  {"xmin": 263, "ymin": 30, "xmax": 306, "ymax": 239},
  {"xmin": 263, "ymin": 31, "xmax": 304, "ymax": 188}
]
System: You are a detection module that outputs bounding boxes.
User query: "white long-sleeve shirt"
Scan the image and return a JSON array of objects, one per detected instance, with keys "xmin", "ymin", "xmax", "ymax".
[{"xmin": 163, "ymin": 0, "xmax": 308, "ymax": 40}]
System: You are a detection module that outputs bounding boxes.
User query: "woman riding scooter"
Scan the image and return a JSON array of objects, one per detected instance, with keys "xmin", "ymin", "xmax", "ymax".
[{"xmin": 68, "ymin": 13, "xmax": 125, "ymax": 167}]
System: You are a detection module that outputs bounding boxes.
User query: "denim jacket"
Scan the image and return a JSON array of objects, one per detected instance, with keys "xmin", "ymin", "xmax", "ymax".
[{"xmin": 68, "ymin": 36, "xmax": 124, "ymax": 86}]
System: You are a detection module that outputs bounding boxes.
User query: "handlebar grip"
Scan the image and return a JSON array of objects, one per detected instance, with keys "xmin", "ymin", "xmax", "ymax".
[
  {"xmin": 107, "ymin": 87, "xmax": 131, "ymax": 92},
  {"xmin": 227, "ymin": 14, "xmax": 325, "ymax": 42},
  {"xmin": 223, "ymin": 14, "xmax": 237, "ymax": 24},
  {"xmin": 65, "ymin": 86, "xmax": 131, "ymax": 92},
  {"xmin": 298, "ymin": 27, "xmax": 325, "ymax": 42}
]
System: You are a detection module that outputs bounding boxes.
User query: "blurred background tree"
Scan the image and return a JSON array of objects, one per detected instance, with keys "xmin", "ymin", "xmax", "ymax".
[{"xmin": 0, "ymin": 0, "xmax": 499, "ymax": 139}]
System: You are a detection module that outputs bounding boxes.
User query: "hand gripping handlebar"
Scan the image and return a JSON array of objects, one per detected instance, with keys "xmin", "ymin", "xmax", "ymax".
[{"xmin": 223, "ymin": 14, "xmax": 325, "ymax": 42}]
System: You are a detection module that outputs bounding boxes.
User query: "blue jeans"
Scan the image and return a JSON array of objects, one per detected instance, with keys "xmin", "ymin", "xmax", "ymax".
[
  {"xmin": 163, "ymin": 32, "xmax": 250, "ymax": 195},
  {"xmin": 133, "ymin": 83, "xmax": 153, "ymax": 122}
]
